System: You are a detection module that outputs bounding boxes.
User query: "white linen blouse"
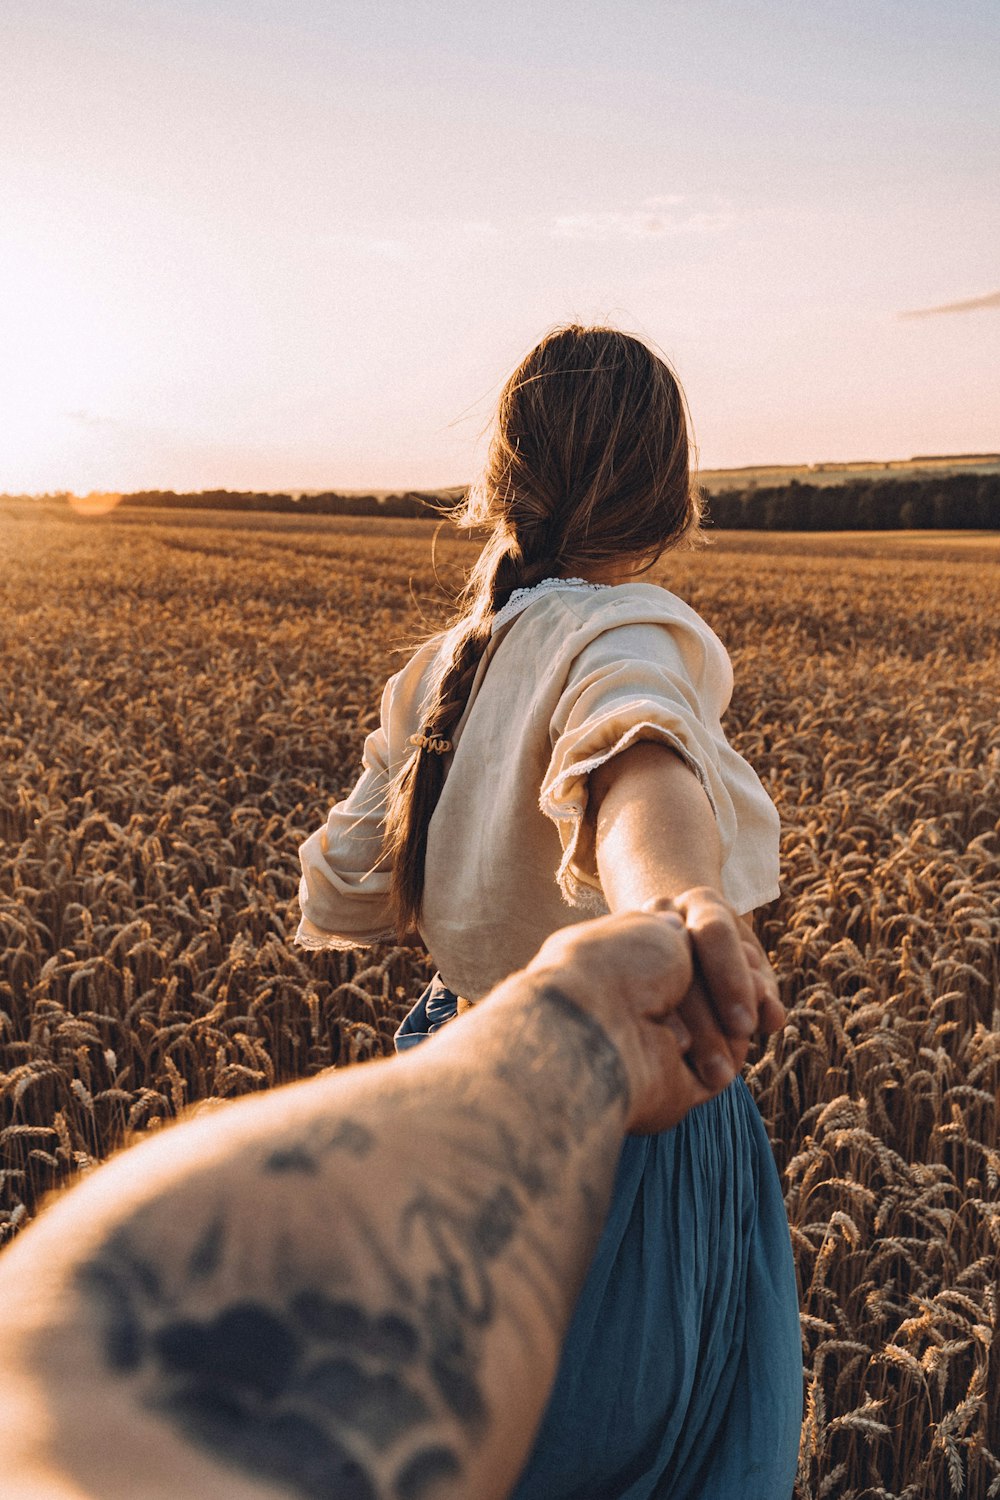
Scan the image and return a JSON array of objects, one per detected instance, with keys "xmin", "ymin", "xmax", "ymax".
[{"xmin": 296, "ymin": 580, "xmax": 780, "ymax": 1001}]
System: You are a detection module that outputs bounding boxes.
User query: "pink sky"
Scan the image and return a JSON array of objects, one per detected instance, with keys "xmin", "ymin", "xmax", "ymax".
[{"xmin": 2, "ymin": 0, "xmax": 998, "ymax": 493}]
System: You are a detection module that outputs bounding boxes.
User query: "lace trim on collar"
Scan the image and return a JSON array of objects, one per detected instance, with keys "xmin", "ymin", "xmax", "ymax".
[{"xmin": 490, "ymin": 577, "xmax": 611, "ymax": 635}]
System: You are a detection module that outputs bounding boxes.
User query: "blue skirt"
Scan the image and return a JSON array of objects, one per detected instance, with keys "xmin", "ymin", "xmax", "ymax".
[{"xmin": 396, "ymin": 976, "xmax": 802, "ymax": 1500}]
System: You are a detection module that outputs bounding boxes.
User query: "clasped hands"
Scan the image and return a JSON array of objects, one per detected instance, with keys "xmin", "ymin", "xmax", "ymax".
[{"xmin": 523, "ymin": 888, "xmax": 786, "ymax": 1135}]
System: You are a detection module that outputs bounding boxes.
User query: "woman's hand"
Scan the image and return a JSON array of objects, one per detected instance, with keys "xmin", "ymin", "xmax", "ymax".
[
  {"xmin": 588, "ymin": 742, "xmax": 785, "ymax": 1091},
  {"xmin": 652, "ymin": 888, "xmax": 785, "ymax": 1090}
]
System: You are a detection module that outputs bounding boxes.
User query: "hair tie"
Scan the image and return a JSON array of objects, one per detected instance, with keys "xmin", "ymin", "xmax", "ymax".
[{"xmin": 409, "ymin": 731, "xmax": 453, "ymax": 755}]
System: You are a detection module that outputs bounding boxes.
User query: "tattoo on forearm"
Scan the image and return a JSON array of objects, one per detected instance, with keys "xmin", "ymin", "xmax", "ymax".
[
  {"xmin": 76, "ymin": 984, "xmax": 628, "ymax": 1498},
  {"xmin": 80, "ymin": 1239, "xmax": 458, "ymax": 1500},
  {"xmin": 266, "ymin": 1118, "xmax": 374, "ymax": 1176},
  {"xmin": 502, "ymin": 983, "xmax": 631, "ymax": 1126}
]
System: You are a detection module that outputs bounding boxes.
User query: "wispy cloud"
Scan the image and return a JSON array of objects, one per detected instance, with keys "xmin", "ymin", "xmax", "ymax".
[
  {"xmin": 899, "ymin": 289, "xmax": 1000, "ymax": 318},
  {"xmin": 550, "ymin": 195, "xmax": 731, "ymax": 241},
  {"xmin": 66, "ymin": 408, "xmax": 117, "ymax": 428},
  {"xmin": 339, "ymin": 234, "xmax": 411, "ymax": 262},
  {"xmin": 325, "ymin": 220, "xmax": 500, "ymax": 258},
  {"xmin": 311, "ymin": 228, "xmax": 412, "ymax": 263}
]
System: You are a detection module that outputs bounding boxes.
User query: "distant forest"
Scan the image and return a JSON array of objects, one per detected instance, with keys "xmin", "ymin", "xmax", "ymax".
[
  {"xmin": 10, "ymin": 470, "xmax": 1000, "ymax": 529},
  {"xmin": 117, "ymin": 488, "xmax": 457, "ymax": 519},
  {"xmin": 702, "ymin": 470, "xmax": 999, "ymax": 531}
]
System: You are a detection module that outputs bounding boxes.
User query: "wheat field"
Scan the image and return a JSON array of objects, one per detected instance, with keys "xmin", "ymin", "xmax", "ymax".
[{"xmin": 1, "ymin": 498, "xmax": 998, "ymax": 1498}]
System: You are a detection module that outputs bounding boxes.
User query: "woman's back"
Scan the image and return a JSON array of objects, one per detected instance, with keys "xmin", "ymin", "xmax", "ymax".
[{"xmin": 416, "ymin": 580, "xmax": 780, "ymax": 1000}]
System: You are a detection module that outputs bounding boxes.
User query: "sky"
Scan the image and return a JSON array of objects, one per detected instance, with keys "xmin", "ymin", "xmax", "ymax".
[{"xmin": 2, "ymin": 0, "xmax": 998, "ymax": 493}]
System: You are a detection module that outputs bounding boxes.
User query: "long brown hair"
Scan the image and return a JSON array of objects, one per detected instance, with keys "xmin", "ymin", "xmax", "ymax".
[{"xmin": 383, "ymin": 323, "xmax": 701, "ymax": 935}]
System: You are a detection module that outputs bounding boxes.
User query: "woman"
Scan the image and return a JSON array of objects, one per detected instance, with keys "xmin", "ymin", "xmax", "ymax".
[{"xmin": 297, "ymin": 324, "xmax": 802, "ymax": 1498}]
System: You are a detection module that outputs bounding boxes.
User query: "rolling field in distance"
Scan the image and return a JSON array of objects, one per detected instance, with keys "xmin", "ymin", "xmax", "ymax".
[
  {"xmin": 697, "ymin": 453, "xmax": 1000, "ymax": 492},
  {"xmin": 1, "ymin": 498, "xmax": 998, "ymax": 1498}
]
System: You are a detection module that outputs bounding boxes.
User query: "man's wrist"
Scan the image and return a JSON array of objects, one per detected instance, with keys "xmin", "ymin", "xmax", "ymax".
[{"xmin": 499, "ymin": 960, "xmax": 632, "ymax": 1113}]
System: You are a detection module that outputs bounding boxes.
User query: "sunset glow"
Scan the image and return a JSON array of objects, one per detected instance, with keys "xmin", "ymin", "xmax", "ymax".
[{"xmin": 3, "ymin": 0, "xmax": 998, "ymax": 494}]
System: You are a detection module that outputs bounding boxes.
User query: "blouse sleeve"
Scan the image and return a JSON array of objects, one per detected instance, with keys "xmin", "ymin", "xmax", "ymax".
[
  {"xmin": 294, "ymin": 676, "xmax": 397, "ymax": 951},
  {"xmin": 539, "ymin": 617, "xmax": 781, "ymax": 916}
]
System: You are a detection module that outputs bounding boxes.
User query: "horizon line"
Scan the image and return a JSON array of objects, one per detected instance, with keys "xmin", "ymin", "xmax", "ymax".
[{"xmin": 6, "ymin": 451, "xmax": 1000, "ymax": 501}]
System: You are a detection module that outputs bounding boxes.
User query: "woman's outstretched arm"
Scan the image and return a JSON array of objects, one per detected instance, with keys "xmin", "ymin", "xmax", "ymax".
[
  {"xmin": 0, "ymin": 909, "xmax": 715, "ymax": 1500},
  {"xmin": 589, "ymin": 739, "xmax": 785, "ymax": 1088}
]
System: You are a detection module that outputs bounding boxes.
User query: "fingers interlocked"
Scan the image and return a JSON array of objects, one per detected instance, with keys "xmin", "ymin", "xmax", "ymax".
[{"xmin": 645, "ymin": 889, "xmax": 785, "ymax": 1092}]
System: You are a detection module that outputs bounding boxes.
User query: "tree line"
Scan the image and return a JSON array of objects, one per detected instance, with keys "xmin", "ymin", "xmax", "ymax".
[
  {"xmin": 117, "ymin": 472, "xmax": 1000, "ymax": 529},
  {"xmin": 117, "ymin": 488, "xmax": 456, "ymax": 518},
  {"xmin": 7, "ymin": 471, "xmax": 999, "ymax": 529},
  {"xmin": 702, "ymin": 471, "xmax": 999, "ymax": 530}
]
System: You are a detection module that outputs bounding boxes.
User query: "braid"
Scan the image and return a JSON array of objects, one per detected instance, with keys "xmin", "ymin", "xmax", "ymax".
[
  {"xmin": 384, "ymin": 534, "xmax": 540, "ymax": 936},
  {"xmin": 384, "ymin": 626, "xmax": 488, "ymax": 936}
]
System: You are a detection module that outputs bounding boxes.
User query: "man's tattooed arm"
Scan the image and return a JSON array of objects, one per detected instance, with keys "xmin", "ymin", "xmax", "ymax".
[{"xmin": 0, "ymin": 907, "xmax": 718, "ymax": 1500}]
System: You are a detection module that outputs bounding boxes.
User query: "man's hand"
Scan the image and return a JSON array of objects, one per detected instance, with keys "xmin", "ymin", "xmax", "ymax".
[
  {"xmin": 521, "ymin": 907, "xmax": 718, "ymax": 1133},
  {"xmin": 524, "ymin": 893, "xmax": 785, "ymax": 1121}
]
